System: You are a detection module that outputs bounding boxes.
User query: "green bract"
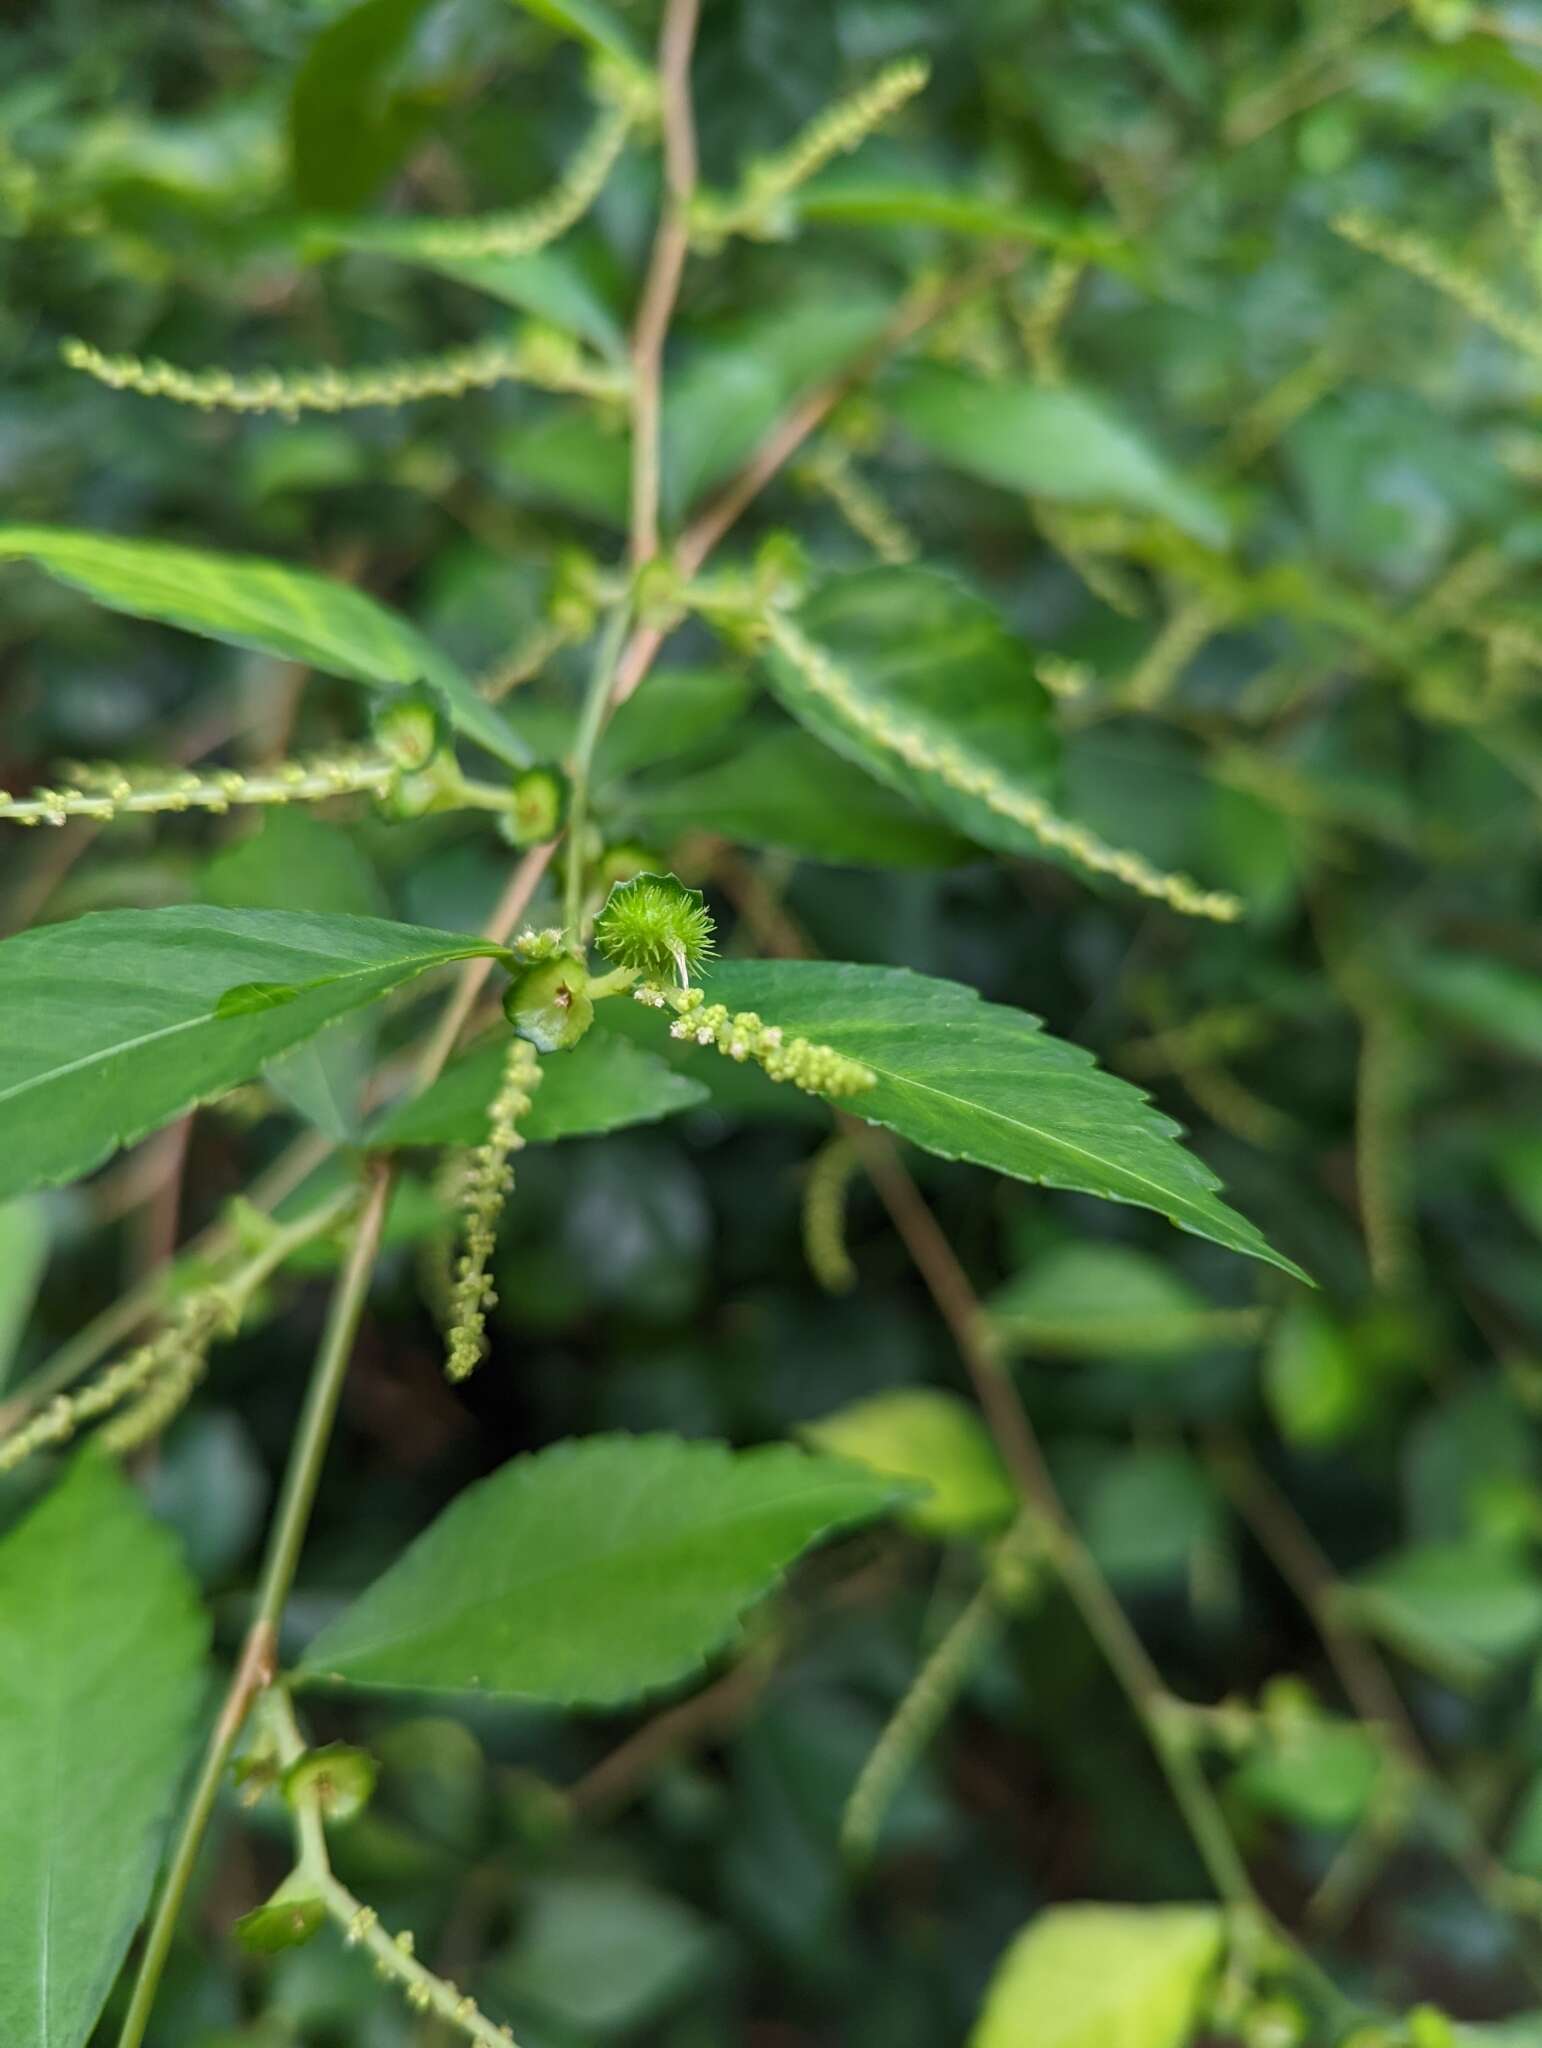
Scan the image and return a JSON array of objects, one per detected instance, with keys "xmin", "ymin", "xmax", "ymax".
[
  {"xmin": 502, "ymin": 954, "xmax": 595, "ymax": 1052},
  {"xmin": 593, "ymin": 873, "xmax": 716, "ymax": 985}
]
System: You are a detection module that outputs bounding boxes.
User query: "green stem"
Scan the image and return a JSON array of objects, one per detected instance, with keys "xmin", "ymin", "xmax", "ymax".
[
  {"xmin": 562, "ymin": 598, "xmax": 633, "ymax": 938},
  {"xmin": 265, "ymin": 1688, "xmax": 519, "ymax": 2047},
  {"xmin": 116, "ymin": 1161, "xmax": 395, "ymax": 2048}
]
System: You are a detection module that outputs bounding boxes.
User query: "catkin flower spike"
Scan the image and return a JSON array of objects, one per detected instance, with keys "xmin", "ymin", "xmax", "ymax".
[
  {"xmin": 762, "ymin": 611, "xmax": 1241, "ymax": 922},
  {"xmin": 444, "ymin": 1037, "xmax": 542, "ymax": 1383},
  {"xmin": 796, "ymin": 445, "xmax": 917, "ymax": 565},
  {"xmin": 0, "ymin": 1293, "xmax": 235, "ymax": 1474},
  {"xmin": 0, "ymin": 751, "xmax": 396, "ymax": 828},
  {"xmin": 635, "ymin": 983, "xmax": 876, "ymax": 1098},
  {"xmin": 63, "ymin": 330, "xmax": 628, "ymax": 418},
  {"xmin": 803, "ymin": 1134, "xmax": 861, "ymax": 1293},
  {"xmin": 1332, "ymin": 209, "xmax": 1542, "ymax": 361},
  {"xmin": 339, "ymin": 80, "xmax": 650, "ymax": 266},
  {"xmin": 692, "ymin": 58, "xmax": 930, "ymax": 248}
]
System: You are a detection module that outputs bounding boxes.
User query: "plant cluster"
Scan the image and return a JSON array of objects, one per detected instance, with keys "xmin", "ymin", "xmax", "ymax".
[{"xmin": 3, "ymin": 2, "xmax": 1542, "ymax": 2045}]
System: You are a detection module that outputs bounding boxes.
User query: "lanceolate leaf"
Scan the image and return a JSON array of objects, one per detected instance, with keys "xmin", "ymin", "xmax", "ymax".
[
  {"xmin": 757, "ymin": 568, "xmax": 1236, "ymax": 920},
  {"xmin": 0, "ymin": 906, "xmax": 509, "ymax": 1199},
  {"xmin": 633, "ymin": 725, "xmax": 977, "ymax": 868},
  {"xmin": 970, "ymin": 1905, "xmax": 1225, "ymax": 2048},
  {"xmin": 371, "ymin": 1026, "xmax": 710, "ymax": 1148},
  {"xmin": 0, "ymin": 526, "xmax": 529, "ymax": 768},
  {"xmin": 298, "ymin": 1434, "xmax": 905, "ymax": 1704},
  {"xmin": 693, "ymin": 960, "xmax": 1306, "ymax": 1281},
  {"xmin": 0, "ymin": 1453, "xmax": 208, "ymax": 2048},
  {"xmin": 758, "ymin": 564, "xmax": 1060, "ymax": 850},
  {"xmin": 889, "ymin": 363, "xmax": 1229, "ymax": 545}
]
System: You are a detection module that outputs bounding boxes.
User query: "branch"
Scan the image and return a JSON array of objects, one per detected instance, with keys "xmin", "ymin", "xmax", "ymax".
[
  {"xmin": 628, "ymin": 0, "xmax": 701, "ymax": 567},
  {"xmin": 117, "ymin": 1161, "xmax": 395, "ymax": 2048}
]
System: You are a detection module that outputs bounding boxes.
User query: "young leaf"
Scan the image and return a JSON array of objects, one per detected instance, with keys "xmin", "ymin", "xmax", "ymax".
[
  {"xmin": 0, "ymin": 1453, "xmax": 208, "ymax": 2048},
  {"xmin": 695, "ymin": 959, "xmax": 1306, "ymax": 1281},
  {"xmin": 509, "ymin": 0, "xmax": 645, "ymax": 66},
  {"xmin": 371, "ymin": 1027, "xmax": 710, "ymax": 1148},
  {"xmin": 970, "ymin": 1904, "xmax": 1225, "ymax": 2048},
  {"xmin": 889, "ymin": 364, "xmax": 1230, "ymax": 545},
  {"xmin": 297, "ymin": 1434, "xmax": 906, "ymax": 1704},
  {"xmin": 633, "ymin": 726, "xmax": 977, "ymax": 868},
  {"xmin": 0, "ymin": 906, "xmax": 508, "ymax": 1199},
  {"xmin": 757, "ymin": 567, "xmax": 1236, "ymax": 919},
  {"xmin": 0, "ymin": 526, "xmax": 528, "ymax": 768},
  {"xmin": 290, "ymin": 0, "xmax": 438, "ymax": 212},
  {"xmin": 988, "ymin": 1242, "xmax": 1240, "ymax": 1361},
  {"xmin": 801, "ymin": 1389, "xmax": 1014, "ymax": 1538}
]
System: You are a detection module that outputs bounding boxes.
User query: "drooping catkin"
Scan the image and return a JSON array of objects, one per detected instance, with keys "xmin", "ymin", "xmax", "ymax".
[
  {"xmin": 691, "ymin": 59, "xmax": 929, "ymax": 247},
  {"xmin": 340, "ymin": 88, "xmax": 645, "ymax": 266},
  {"xmin": 0, "ymin": 752, "xmax": 395, "ymax": 827},
  {"xmin": 634, "ymin": 983, "xmax": 876, "ymax": 1098},
  {"xmin": 63, "ymin": 330, "xmax": 627, "ymax": 417},
  {"xmin": 762, "ymin": 612, "xmax": 1241, "ymax": 922},
  {"xmin": 443, "ymin": 1037, "xmax": 542, "ymax": 1383},
  {"xmin": 803, "ymin": 1135, "xmax": 861, "ymax": 1292}
]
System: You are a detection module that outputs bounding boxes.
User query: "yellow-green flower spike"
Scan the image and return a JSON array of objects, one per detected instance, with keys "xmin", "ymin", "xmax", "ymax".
[
  {"xmin": 444, "ymin": 1037, "xmax": 542, "ymax": 1383},
  {"xmin": 635, "ymin": 984, "xmax": 876, "ymax": 1098}
]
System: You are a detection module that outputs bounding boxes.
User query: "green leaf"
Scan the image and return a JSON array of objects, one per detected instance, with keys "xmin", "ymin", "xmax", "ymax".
[
  {"xmin": 796, "ymin": 182, "xmax": 1134, "ymax": 270},
  {"xmin": 334, "ymin": 241, "xmax": 625, "ymax": 357},
  {"xmin": 507, "ymin": 0, "xmax": 644, "ymax": 66},
  {"xmin": 289, "ymin": 0, "xmax": 438, "ymax": 212},
  {"xmin": 370, "ymin": 1026, "xmax": 710, "ymax": 1147},
  {"xmin": 889, "ymin": 364, "xmax": 1230, "ymax": 545},
  {"xmin": 1264, "ymin": 1300, "xmax": 1368, "ymax": 1449},
  {"xmin": 492, "ymin": 1877, "xmax": 716, "ymax": 2036},
  {"xmin": 801, "ymin": 1389, "xmax": 1014, "ymax": 1537},
  {"xmin": 0, "ymin": 906, "xmax": 508, "ymax": 1199},
  {"xmin": 1230, "ymin": 1712, "xmax": 1384, "ymax": 1833},
  {"xmin": 0, "ymin": 1198, "xmax": 49, "ymax": 1393},
  {"xmin": 1399, "ymin": 948, "xmax": 1542, "ymax": 1061},
  {"xmin": 970, "ymin": 1904, "xmax": 1225, "ymax": 2048},
  {"xmin": 758, "ymin": 565, "xmax": 1059, "ymax": 849},
  {"xmin": 633, "ymin": 726, "xmax": 977, "ymax": 868},
  {"xmin": 692, "ymin": 959, "xmax": 1306, "ymax": 1280},
  {"xmin": 663, "ymin": 295, "xmax": 894, "ymax": 521},
  {"xmin": 1346, "ymin": 1542, "xmax": 1542, "ymax": 1686},
  {"xmin": 0, "ymin": 526, "xmax": 528, "ymax": 768},
  {"xmin": 498, "ymin": 405, "xmax": 630, "ymax": 526},
  {"xmin": 0, "ymin": 1454, "xmax": 208, "ymax": 2048},
  {"xmin": 297, "ymin": 1433, "xmax": 905, "ymax": 1704},
  {"xmin": 202, "ymin": 814, "xmax": 387, "ymax": 1142},
  {"xmin": 988, "ymin": 1241, "xmax": 1243, "ymax": 1360}
]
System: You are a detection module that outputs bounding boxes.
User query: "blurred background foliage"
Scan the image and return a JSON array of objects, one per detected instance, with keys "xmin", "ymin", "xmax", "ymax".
[{"xmin": 6, "ymin": 0, "xmax": 1542, "ymax": 2041}]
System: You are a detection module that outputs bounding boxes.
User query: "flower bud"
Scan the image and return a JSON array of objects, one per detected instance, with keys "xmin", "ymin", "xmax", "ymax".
[{"xmin": 506, "ymin": 763, "xmax": 570, "ymax": 849}]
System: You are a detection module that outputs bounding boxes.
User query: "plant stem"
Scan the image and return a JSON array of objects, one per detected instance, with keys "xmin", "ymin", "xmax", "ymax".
[
  {"xmin": 847, "ymin": 1123, "xmax": 1257, "ymax": 1910},
  {"xmin": 628, "ymin": 0, "xmax": 700, "ymax": 567},
  {"xmin": 411, "ymin": 842, "xmax": 557, "ymax": 1092},
  {"xmin": 266, "ymin": 1689, "xmax": 518, "ymax": 2047},
  {"xmin": 607, "ymin": 249, "xmax": 1020, "ymax": 709},
  {"xmin": 0, "ymin": 1128, "xmax": 334, "ymax": 1434},
  {"xmin": 562, "ymin": 598, "xmax": 633, "ymax": 937},
  {"xmin": 116, "ymin": 1161, "xmax": 394, "ymax": 2048}
]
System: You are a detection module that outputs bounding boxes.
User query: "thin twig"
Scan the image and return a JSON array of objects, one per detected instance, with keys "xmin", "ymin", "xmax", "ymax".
[
  {"xmin": 411, "ymin": 843, "xmax": 557, "ymax": 1091},
  {"xmin": 628, "ymin": 0, "xmax": 701, "ymax": 567},
  {"xmin": 116, "ymin": 1161, "xmax": 395, "ymax": 2048},
  {"xmin": 609, "ymin": 250, "xmax": 1021, "ymax": 708}
]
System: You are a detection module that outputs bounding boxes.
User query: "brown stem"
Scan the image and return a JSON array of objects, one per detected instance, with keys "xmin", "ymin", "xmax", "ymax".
[
  {"xmin": 609, "ymin": 250, "xmax": 1021, "ymax": 708},
  {"xmin": 411, "ymin": 841, "xmax": 557, "ymax": 1091},
  {"xmin": 628, "ymin": 0, "xmax": 701, "ymax": 567}
]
